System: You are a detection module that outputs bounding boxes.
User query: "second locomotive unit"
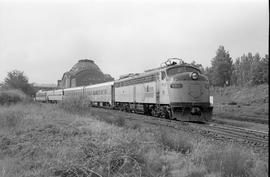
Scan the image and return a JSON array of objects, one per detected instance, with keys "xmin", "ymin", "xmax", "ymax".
[{"xmin": 36, "ymin": 58, "xmax": 213, "ymax": 122}]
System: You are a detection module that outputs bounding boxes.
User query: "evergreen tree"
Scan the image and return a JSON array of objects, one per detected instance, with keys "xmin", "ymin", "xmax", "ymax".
[
  {"xmin": 251, "ymin": 53, "xmax": 264, "ymax": 85},
  {"xmin": 261, "ymin": 54, "xmax": 269, "ymax": 83},
  {"xmin": 204, "ymin": 66, "xmax": 214, "ymax": 85},
  {"xmin": 211, "ymin": 46, "xmax": 233, "ymax": 86}
]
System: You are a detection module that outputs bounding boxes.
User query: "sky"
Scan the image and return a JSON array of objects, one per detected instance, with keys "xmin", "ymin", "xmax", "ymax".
[{"xmin": 0, "ymin": 0, "xmax": 268, "ymax": 84}]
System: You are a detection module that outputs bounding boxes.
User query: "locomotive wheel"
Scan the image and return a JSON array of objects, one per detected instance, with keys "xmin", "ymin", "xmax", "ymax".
[
  {"xmin": 151, "ymin": 109, "xmax": 156, "ymax": 117},
  {"xmin": 165, "ymin": 110, "xmax": 172, "ymax": 120}
]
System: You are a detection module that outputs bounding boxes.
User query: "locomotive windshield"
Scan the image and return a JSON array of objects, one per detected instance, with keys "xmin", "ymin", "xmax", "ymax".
[{"xmin": 167, "ymin": 66, "xmax": 201, "ymax": 76}]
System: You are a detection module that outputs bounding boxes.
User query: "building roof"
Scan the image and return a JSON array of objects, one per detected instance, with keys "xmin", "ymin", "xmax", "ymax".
[
  {"xmin": 69, "ymin": 59, "xmax": 102, "ymax": 76},
  {"xmin": 59, "ymin": 59, "xmax": 114, "ymax": 88}
]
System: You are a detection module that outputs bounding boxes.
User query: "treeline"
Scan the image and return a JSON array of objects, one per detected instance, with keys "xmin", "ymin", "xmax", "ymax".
[
  {"xmin": 0, "ymin": 70, "xmax": 35, "ymax": 96},
  {"xmin": 191, "ymin": 46, "xmax": 269, "ymax": 87},
  {"xmin": 0, "ymin": 70, "xmax": 36, "ymax": 105}
]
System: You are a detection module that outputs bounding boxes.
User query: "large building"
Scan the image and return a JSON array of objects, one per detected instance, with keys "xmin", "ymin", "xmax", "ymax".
[{"xmin": 58, "ymin": 59, "xmax": 114, "ymax": 88}]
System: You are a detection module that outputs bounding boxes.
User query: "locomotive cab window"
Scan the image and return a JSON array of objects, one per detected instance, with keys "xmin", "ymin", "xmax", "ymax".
[
  {"xmin": 167, "ymin": 66, "xmax": 201, "ymax": 76},
  {"xmin": 185, "ymin": 67, "xmax": 201, "ymax": 73},
  {"xmin": 161, "ymin": 71, "xmax": 166, "ymax": 80}
]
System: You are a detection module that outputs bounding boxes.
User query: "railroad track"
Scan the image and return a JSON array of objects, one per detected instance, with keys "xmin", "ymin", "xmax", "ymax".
[{"xmin": 91, "ymin": 108, "xmax": 269, "ymax": 150}]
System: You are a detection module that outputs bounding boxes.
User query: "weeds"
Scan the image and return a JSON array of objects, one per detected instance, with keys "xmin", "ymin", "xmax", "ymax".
[
  {"xmin": 59, "ymin": 95, "xmax": 90, "ymax": 115},
  {"xmin": 157, "ymin": 128, "xmax": 193, "ymax": 154},
  {"xmin": 188, "ymin": 141, "xmax": 268, "ymax": 177},
  {"xmin": 0, "ymin": 103, "xmax": 268, "ymax": 177},
  {"xmin": 129, "ymin": 123, "xmax": 141, "ymax": 130},
  {"xmin": 114, "ymin": 116, "xmax": 126, "ymax": 127},
  {"xmin": 0, "ymin": 109, "xmax": 25, "ymax": 129},
  {"xmin": 96, "ymin": 114, "xmax": 126, "ymax": 127},
  {"xmin": 203, "ymin": 146, "xmax": 254, "ymax": 177}
]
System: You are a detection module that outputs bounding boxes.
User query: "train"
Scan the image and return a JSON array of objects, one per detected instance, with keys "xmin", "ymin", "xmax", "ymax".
[{"xmin": 35, "ymin": 58, "xmax": 213, "ymax": 122}]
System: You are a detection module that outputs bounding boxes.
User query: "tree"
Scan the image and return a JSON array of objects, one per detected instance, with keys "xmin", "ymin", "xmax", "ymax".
[
  {"xmin": 231, "ymin": 61, "xmax": 239, "ymax": 86},
  {"xmin": 204, "ymin": 66, "xmax": 214, "ymax": 85},
  {"xmin": 211, "ymin": 46, "xmax": 233, "ymax": 86},
  {"xmin": 261, "ymin": 54, "xmax": 269, "ymax": 83},
  {"xmin": 250, "ymin": 53, "xmax": 264, "ymax": 85},
  {"xmin": 3, "ymin": 70, "xmax": 35, "ymax": 96},
  {"xmin": 230, "ymin": 52, "xmax": 269, "ymax": 86}
]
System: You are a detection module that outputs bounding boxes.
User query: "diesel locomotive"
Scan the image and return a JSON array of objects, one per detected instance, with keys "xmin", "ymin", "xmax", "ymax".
[{"xmin": 36, "ymin": 58, "xmax": 213, "ymax": 122}]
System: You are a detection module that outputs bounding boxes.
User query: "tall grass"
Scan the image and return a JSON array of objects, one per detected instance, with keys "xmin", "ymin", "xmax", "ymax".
[
  {"xmin": 185, "ymin": 140, "xmax": 269, "ymax": 177},
  {"xmin": 59, "ymin": 96, "xmax": 90, "ymax": 114},
  {"xmin": 60, "ymin": 97, "xmax": 127, "ymax": 127},
  {"xmin": 0, "ymin": 110, "xmax": 24, "ymax": 129},
  {"xmin": 156, "ymin": 128, "xmax": 193, "ymax": 154},
  {"xmin": 0, "ymin": 105, "xmax": 27, "ymax": 132},
  {"xmin": 0, "ymin": 103, "xmax": 268, "ymax": 177}
]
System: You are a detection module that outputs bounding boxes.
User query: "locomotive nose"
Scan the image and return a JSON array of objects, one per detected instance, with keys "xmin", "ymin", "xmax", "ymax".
[{"xmin": 167, "ymin": 72, "xmax": 209, "ymax": 103}]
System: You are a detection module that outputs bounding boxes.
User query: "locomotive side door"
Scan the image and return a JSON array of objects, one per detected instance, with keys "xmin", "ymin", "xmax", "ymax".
[
  {"xmin": 159, "ymin": 71, "xmax": 170, "ymax": 104},
  {"xmin": 111, "ymin": 85, "xmax": 115, "ymax": 107},
  {"xmin": 155, "ymin": 73, "xmax": 160, "ymax": 104}
]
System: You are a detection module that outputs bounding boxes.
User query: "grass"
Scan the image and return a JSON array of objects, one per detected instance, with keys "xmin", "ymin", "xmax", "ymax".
[
  {"xmin": 0, "ymin": 109, "xmax": 24, "ymax": 129},
  {"xmin": 0, "ymin": 102, "xmax": 268, "ymax": 177},
  {"xmin": 156, "ymin": 127, "xmax": 193, "ymax": 154},
  {"xmin": 59, "ymin": 95, "xmax": 90, "ymax": 115},
  {"xmin": 211, "ymin": 84, "xmax": 269, "ymax": 123}
]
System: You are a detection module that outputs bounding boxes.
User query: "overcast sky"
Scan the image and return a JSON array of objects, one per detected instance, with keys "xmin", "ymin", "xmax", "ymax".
[{"xmin": 0, "ymin": 0, "xmax": 268, "ymax": 84}]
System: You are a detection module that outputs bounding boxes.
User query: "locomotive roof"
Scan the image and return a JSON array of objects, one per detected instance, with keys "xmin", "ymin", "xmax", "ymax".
[
  {"xmin": 115, "ymin": 63, "xmax": 200, "ymax": 82},
  {"xmin": 53, "ymin": 89, "xmax": 63, "ymax": 92},
  {"xmin": 115, "ymin": 68, "xmax": 160, "ymax": 83},
  {"xmin": 84, "ymin": 81, "xmax": 114, "ymax": 89},
  {"xmin": 63, "ymin": 86, "xmax": 84, "ymax": 91}
]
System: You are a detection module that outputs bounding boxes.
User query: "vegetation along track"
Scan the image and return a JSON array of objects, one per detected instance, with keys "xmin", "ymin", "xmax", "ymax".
[
  {"xmin": 91, "ymin": 107, "xmax": 268, "ymax": 151},
  {"xmin": 213, "ymin": 113, "xmax": 268, "ymax": 124}
]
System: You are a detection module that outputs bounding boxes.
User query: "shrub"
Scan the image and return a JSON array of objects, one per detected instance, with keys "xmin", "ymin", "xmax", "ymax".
[
  {"xmin": 95, "ymin": 114, "xmax": 126, "ymax": 127},
  {"xmin": 129, "ymin": 123, "xmax": 141, "ymax": 130},
  {"xmin": 156, "ymin": 128, "xmax": 193, "ymax": 154},
  {"xmin": 203, "ymin": 146, "xmax": 254, "ymax": 177},
  {"xmin": 51, "ymin": 136, "xmax": 145, "ymax": 177},
  {"xmin": 97, "ymin": 116, "xmax": 114, "ymax": 125},
  {"xmin": 59, "ymin": 96, "xmax": 90, "ymax": 114},
  {"xmin": 191, "ymin": 143, "xmax": 266, "ymax": 177},
  {"xmin": 114, "ymin": 116, "xmax": 126, "ymax": 127},
  {"xmin": 0, "ymin": 89, "xmax": 27, "ymax": 105}
]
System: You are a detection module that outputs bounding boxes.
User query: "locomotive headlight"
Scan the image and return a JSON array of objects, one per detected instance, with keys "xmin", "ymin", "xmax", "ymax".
[{"xmin": 191, "ymin": 72, "xmax": 198, "ymax": 80}]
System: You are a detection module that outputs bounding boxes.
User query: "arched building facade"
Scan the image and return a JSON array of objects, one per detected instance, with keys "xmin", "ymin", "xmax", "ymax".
[{"xmin": 58, "ymin": 59, "xmax": 114, "ymax": 88}]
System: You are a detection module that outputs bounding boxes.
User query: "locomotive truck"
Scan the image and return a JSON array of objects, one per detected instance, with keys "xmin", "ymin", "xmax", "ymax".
[{"xmin": 36, "ymin": 58, "xmax": 213, "ymax": 122}]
